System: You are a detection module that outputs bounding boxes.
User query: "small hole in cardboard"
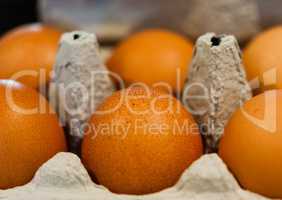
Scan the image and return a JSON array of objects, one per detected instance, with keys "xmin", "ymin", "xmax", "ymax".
[
  {"xmin": 211, "ymin": 36, "xmax": 221, "ymax": 46},
  {"xmin": 73, "ymin": 34, "xmax": 80, "ymax": 40}
]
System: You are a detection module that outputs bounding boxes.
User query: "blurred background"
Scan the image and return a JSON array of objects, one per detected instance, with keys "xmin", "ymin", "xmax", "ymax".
[
  {"xmin": 0, "ymin": 0, "xmax": 38, "ymax": 35},
  {"xmin": 0, "ymin": 0, "xmax": 282, "ymax": 45}
]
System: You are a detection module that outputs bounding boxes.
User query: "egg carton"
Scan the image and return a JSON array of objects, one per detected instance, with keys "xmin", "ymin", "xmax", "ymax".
[
  {"xmin": 0, "ymin": 30, "xmax": 272, "ymax": 199},
  {"xmin": 0, "ymin": 153, "xmax": 269, "ymax": 200}
]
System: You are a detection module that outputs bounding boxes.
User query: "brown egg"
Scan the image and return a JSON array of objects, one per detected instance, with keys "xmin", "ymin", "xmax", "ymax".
[
  {"xmin": 107, "ymin": 29, "xmax": 194, "ymax": 93},
  {"xmin": 0, "ymin": 80, "xmax": 66, "ymax": 189},
  {"xmin": 0, "ymin": 23, "xmax": 62, "ymax": 89},
  {"xmin": 82, "ymin": 86, "xmax": 203, "ymax": 195},
  {"xmin": 244, "ymin": 26, "xmax": 282, "ymax": 92},
  {"xmin": 219, "ymin": 90, "xmax": 282, "ymax": 198}
]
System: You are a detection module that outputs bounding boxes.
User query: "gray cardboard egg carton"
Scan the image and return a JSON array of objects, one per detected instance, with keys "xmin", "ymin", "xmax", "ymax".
[{"xmin": 0, "ymin": 153, "xmax": 269, "ymax": 200}]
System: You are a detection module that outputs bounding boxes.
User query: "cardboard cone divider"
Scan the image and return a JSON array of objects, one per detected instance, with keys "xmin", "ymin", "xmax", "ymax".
[
  {"xmin": 48, "ymin": 31, "xmax": 115, "ymax": 152},
  {"xmin": 0, "ymin": 32, "xmax": 271, "ymax": 200},
  {"xmin": 182, "ymin": 33, "xmax": 252, "ymax": 152}
]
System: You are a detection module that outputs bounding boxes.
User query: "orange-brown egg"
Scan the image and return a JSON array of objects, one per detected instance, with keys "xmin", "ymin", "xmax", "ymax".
[
  {"xmin": 0, "ymin": 23, "xmax": 62, "ymax": 89},
  {"xmin": 219, "ymin": 90, "xmax": 282, "ymax": 198},
  {"xmin": 82, "ymin": 86, "xmax": 203, "ymax": 194},
  {"xmin": 0, "ymin": 80, "xmax": 66, "ymax": 189},
  {"xmin": 107, "ymin": 29, "xmax": 194, "ymax": 93},
  {"xmin": 244, "ymin": 26, "xmax": 282, "ymax": 92}
]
